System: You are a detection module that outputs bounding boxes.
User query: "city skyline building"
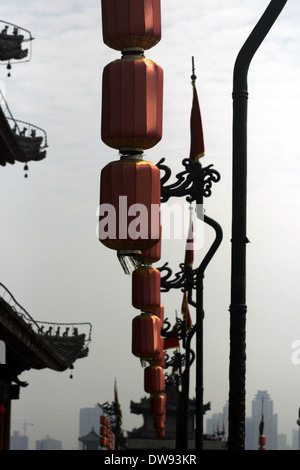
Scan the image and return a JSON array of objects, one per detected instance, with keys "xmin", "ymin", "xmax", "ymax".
[
  {"xmin": 205, "ymin": 390, "xmax": 297, "ymax": 450},
  {"xmin": 10, "ymin": 431, "xmax": 28, "ymax": 450},
  {"xmin": 206, "ymin": 403, "xmax": 228, "ymax": 440},
  {"xmin": 36, "ymin": 435, "xmax": 62, "ymax": 450},
  {"xmin": 245, "ymin": 390, "xmax": 277, "ymax": 450},
  {"xmin": 79, "ymin": 404, "xmax": 102, "ymax": 449}
]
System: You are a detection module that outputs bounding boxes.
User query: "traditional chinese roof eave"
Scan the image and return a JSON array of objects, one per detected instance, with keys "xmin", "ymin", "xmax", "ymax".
[
  {"xmin": 0, "ymin": 105, "xmax": 21, "ymax": 166},
  {"xmin": 78, "ymin": 429, "xmax": 100, "ymax": 443},
  {"xmin": 0, "ymin": 104, "xmax": 47, "ymax": 166},
  {"xmin": 0, "ymin": 294, "xmax": 89, "ymax": 374},
  {"xmin": 0, "ymin": 19, "xmax": 32, "ymax": 63}
]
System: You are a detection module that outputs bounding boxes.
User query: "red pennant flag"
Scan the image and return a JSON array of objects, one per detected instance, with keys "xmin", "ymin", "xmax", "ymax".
[
  {"xmin": 181, "ymin": 291, "xmax": 192, "ymax": 330},
  {"xmin": 114, "ymin": 379, "xmax": 122, "ymax": 418},
  {"xmin": 163, "ymin": 323, "xmax": 180, "ymax": 350},
  {"xmin": 189, "ymin": 81, "xmax": 205, "ymax": 163}
]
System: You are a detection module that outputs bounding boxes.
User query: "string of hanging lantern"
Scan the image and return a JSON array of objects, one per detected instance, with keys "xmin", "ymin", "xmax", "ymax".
[{"xmin": 99, "ymin": 0, "xmax": 166, "ymax": 438}]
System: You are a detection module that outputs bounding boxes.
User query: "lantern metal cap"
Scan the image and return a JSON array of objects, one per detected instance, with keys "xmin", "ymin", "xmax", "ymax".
[
  {"xmin": 117, "ymin": 249, "xmax": 143, "ymax": 275},
  {"xmin": 121, "ymin": 47, "xmax": 145, "ymax": 58},
  {"xmin": 119, "ymin": 148, "xmax": 144, "ymax": 158}
]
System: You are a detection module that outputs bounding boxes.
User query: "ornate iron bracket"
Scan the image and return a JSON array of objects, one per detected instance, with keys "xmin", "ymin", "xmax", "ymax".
[
  {"xmin": 159, "ymin": 262, "xmax": 196, "ymax": 293},
  {"xmin": 162, "ymin": 317, "xmax": 196, "ymax": 353},
  {"xmin": 164, "ymin": 350, "xmax": 185, "ymax": 370},
  {"xmin": 157, "ymin": 157, "xmax": 221, "ymax": 302},
  {"xmin": 163, "ymin": 318, "xmax": 196, "ymax": 393},
  {"xmin": 157, "ymin": 157, "xmax": 220, "ymax": 203}
]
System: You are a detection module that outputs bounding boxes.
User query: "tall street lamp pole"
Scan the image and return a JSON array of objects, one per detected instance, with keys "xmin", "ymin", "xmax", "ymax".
[{"xmin": 229, "ymin": 0, "xmax": 288, "ymax": 450}]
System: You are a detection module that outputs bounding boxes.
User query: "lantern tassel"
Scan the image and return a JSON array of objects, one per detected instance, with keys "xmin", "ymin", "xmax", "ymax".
[
  {"xmin": 140, "ymin": 358, "xmax": 148, "ymax": 368},
  {"xmin": 117, "ymin": 250, "xmax": 143, "ymax": 275}
]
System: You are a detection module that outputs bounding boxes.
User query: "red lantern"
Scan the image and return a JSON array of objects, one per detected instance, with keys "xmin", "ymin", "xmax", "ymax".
[
  {"xmin": 132, "ymin": 313, "xmax": 161, "ymax": 359},
  {"xmin": 100, "ymin": 414, "xmax": 107, "ymax": 425},
  {"xmin": 0, "ymin": 404, "xmax": 5, "ymax": 420},
  {"xmin": 144, "ymin": 365, "xmax": 165, "ymax": 393},
  {"xmin": 156, "ymin": 427, "xmax": 165, "ymax": 438},
  {"xmin": 140, "ymin": 227, "xmax": 161, "ymax": 264},
  {"xmin": 101, "ymin": 0, "xmax": 161, "ymax": 52},
  {"xmin": 100, "ymin": 436, "xmax": 107, "ymax": 447},
  {"xmin": 150, "ymin": 393, "xmax": 166, "ymax": 416},
  {"xmin": 151, "ymin": 304, "xmax": 164, "ymax": 329},
  {"xmin": 132, "ymin": 266, "xmax": 161, "ymax": 310},
  {"xmin": 101, "ymin": 57, "xmax": 163, "ymax": 151},
  {"xmin": 153, "ymin": 413, "xmax": 165, "ymax": 430},
  {"xmin": 259, "ymin": 435, "xmax": 266, "ymax": 449},
  {"xmin": 99, "ymin": 158, "xmax": 160, "ymax": 254},
  {"xmin": 151, "ymin": 336, "xmax": 165, "ymax": 367}
]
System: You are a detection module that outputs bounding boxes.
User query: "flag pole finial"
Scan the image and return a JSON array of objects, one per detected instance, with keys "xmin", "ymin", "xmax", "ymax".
[{"xmin": 191, "ymin": 56, "xmax": 197, "ymax": 85}]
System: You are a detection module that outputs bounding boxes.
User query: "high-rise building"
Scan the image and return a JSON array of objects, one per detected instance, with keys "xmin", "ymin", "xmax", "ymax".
[
  {"xmin": 292, "ymin": 428, "xmax": 299, "ymax": 450},
  {"xmin": 206, "ymin": 403, "xmax": 228, "ymax": 440},
  {"xmin": 245, "ymin": 390, "xmax": 278, "ymax": 450},
  {"xmin": 206, "ymin": 391, "xmax": 278, "ymax": 450},
  {"xmin": 79, "ymin": 405, "xmax": 102, "ymax": 449},
  {"xmin": 10, "ymin": 431, "xmax": 28, "ymax": 450},
  {"xmin": 36, "ymin": 436, "xmax": 62, "ymax": 450}
]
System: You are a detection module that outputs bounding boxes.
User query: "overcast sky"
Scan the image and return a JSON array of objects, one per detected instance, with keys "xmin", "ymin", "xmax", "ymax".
[{"xmin": 1, "ymin": 0, "xmax": 300, "ymax": 450}]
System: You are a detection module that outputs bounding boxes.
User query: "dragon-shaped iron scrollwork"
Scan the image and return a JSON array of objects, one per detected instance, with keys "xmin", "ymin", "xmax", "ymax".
[
  {"xmin": 157, "ymin": 157, "xmax": 220, "ymax": 203},
  {"xmin": 159, "ymin": 262, "xmax": 196, "ymax": 293}
]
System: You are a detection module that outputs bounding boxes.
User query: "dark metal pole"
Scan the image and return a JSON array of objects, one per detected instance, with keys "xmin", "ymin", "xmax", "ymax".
[
  {"xmin": 176, "ymin": 324, "xmax": 196, "ymax": 450},
  {"xmin": 195, "ymin": 214, "xmax": 222, "ymax": 450},
  {"xmin": 229, "ymin": 0, "xmax": 288, "ymax": 450}
]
